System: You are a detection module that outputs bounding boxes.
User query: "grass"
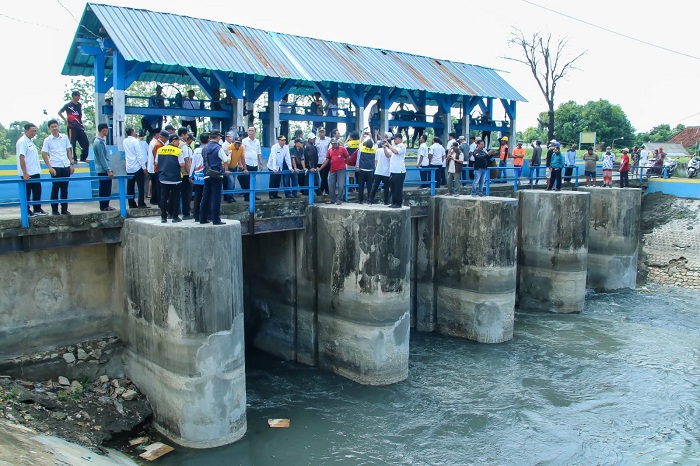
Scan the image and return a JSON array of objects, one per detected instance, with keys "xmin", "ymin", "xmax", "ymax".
[{"xmin": 0, "ymin": 156, "xmax": 16, "ymax": 165}]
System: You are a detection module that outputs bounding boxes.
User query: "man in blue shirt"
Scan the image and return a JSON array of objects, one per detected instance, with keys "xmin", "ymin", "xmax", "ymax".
[{"xmin": 564, "ymin": 144, "xmax": 577, "ymax": 182}]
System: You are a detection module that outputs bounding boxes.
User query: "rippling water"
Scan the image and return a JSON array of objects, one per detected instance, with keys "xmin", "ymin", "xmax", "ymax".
[{"xmin": 167, "ymin": 287, "xmax": 700, "ymax": 465}]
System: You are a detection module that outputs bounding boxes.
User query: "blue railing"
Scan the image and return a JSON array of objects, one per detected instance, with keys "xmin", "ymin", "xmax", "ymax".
[
  {"xmin": 527, "ymin": 166, "xmax": 580, "ymax": 187},
  {"xmin": 0, "ymin": 176, "xmax": 132, "ymax": 228}
]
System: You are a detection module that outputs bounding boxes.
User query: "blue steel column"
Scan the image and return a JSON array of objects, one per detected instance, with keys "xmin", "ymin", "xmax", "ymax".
[{"xmin": 112, "ymin": 51, "xmax": 126, "ymax": 149}]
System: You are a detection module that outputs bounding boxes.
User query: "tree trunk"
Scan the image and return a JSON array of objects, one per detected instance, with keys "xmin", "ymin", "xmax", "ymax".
[{"xmin": 547, "ymin": 106, "xmax": 555, "ymax": 142}]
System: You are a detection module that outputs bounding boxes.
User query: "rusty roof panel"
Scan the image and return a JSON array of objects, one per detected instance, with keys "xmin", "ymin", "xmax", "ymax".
[{"xmin": 65, "ymin": 3, "xmax": 526, "ymax": 103}]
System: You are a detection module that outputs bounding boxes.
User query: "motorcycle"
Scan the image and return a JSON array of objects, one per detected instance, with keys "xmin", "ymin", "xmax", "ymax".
[
  {"xmin": 687, "ymin": 156, "xmax": 700, "ymax": 179},
  {"xmin": 663, "ymin": 157, "xmax": 678, "ymax": 178}
]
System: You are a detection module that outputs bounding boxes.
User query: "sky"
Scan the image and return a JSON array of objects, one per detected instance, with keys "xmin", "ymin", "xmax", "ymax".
[{"xmin": 2, "ymin": 0, "xmax": 699, "ymax": 135}]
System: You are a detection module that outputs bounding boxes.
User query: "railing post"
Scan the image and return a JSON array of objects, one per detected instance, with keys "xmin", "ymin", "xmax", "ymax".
[
  {"xmin": 344, "ymin": 169, "xmax": 349, "ymax": 202},
  {"xmin": 574, "ymin": 166, "xmax": 579, "ymax": 187},
  {"xmin": 18, "ymin": 179, "xmax": 29, "ymax": 228},
  {"xmin": 430, "ymin": 168, "xmax": 435, "ymax": 196},
  {"xmin": 308, "ymin": 171, "xmax": 315, "ymax": 205},
  {"xmin": 118, "ymin": 176, "xmax": 127, "ymax": 218},
  {"xmin": 486, "ymin": 169, "xmax": 491, "ymax": 196},
  {"xmin": 513, "ymin": 168, "xmax": 518, "ymax": 191},
  {"xmin": 249, "ymin": 172, "xmax": 256, "ymax": 214}
]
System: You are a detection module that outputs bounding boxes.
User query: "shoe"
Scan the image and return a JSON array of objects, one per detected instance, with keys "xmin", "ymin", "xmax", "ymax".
[
  {"xmin": 129, "ymin": 204, "xmax": 138, "ymax": 209},
  {"xmin": 167, "ymin": 214, "xmax": 172, "ymax": 219},
  {"xmin": 390, "ymin": 204, "xmax": 401, "ymax": 208},
  {"xmin": 199, "ymin": 220, "xmax": 211, "ymax": 224},
  {"xmin": 478, "ymin": 193, "xmax": 484, "ymax": 197},
  {"xmin": 52, "ymin": 211, "xmax": 61, "ymax": 216},
  {"xmin": 137, "ymin": 205, "xmax": 151, "ymax": 209},
  {"xmin": 61, "ymin": 211, "xmax": 71, "ymax": 215},
  {"xmin": 335, "ymin": 200, "xmax": 342, "ymax": 205},
  {"xmin": 35, "ymin": 210, "xmax": 48, "ymax": 216},
  {"xmin": 161, "ymin": 218, "xmax": 167, "ymax": 223},
  {"xmin": 172, "ymin": 217, "xmax": 182, "ymax": 223},
  {"xmin": 28, "ymin": 211, "xmax": 38, "ymax": 217},
  {"xmin": 182, "ymin": 215, "xmax": 193, "ymax": 221},
  {"xmin": 213, "ymin": 221, "xmax": 227, "ymax": 225},
  {"xmin": 471, "ymin": 193, "xmax": 476, "ymax": 197},
  {"xmin": 150, "ymin": 200, "xmax": 158, "ymax": 205},
  {"xmin": 255, "ymin": 197, "xmax": 261, "ymax": 201},
  {"xmin": 101, "ymin": 207, "xmax": 116, "ymax": 212},
  {"xmin": 325, "ymin": 200, "xmax": 333, "ymax": 204}
]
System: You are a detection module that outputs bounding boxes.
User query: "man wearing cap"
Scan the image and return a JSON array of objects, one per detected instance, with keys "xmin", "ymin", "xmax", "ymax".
[
  {"xmin": 530, "ymin": 140, "xmax": 542, "ymax": 185},
  {"xmin": 181, "ymin": 90, "xmax": 200, "ymax": 137},
  {"xmin": 148, "ymin": 130, "xmax": 168, "ymax": 205},
  {"xmin": 199, "ymin": 130, "xmax": 228, "ymax": 225},
  {"xmin": 619, "ymin": 148, "xmax": 630, "ymax": 188},
  {"xmin": 124, "ymin": 127, "xmax": 150, "ymax": 209},
  {"xmin": 141, "ymin": 84, "xmax": 165, "ymax": 137},
  {"xmin": 157, "ymin": 134, "xmax": 185, "ymax": 223},
  {"xmin": 512, "ymin": 141, "xmax": 526, "ymax": 179},
  {"xmin": 177, "ymin": 127, "xmax": 194, "ymax": 219},
  {"xmin": 563, "ymin": 144, "xmax": 577, "ymax": 183},
  {"xmin": 468, "ymin": 136, "xmax": 480, "ymax": 180},
  {"xmin": 470, "ymin": 139, "xmax": 493, "ymax": 197},
  {"xmin": 319, "ymin": 137, "xmax": 349, "ymax": 205},
  {"xmin": 290, "ymin": 138, "xmax": 305, "ymax": 194},
  {"xmin": 309, "ymin": 92, "xmax": 324, "ymax": 133},
  {"xmin": 302, "ymin": 133, "xmax": 320, "ymax": 193},
  {"xmin": 497, "ymin": 136, "xmax": 509, "ymax": 181},
  {"xmin": 428, "ymin": 136, "xmax": 446, "ymax": 188},
  {"xmin": 458, "ymin": 136, "xmax": 469, "ymax": 185},
  {"xmin": 583, "ymin": 147, "xmax": 598, "ymax": 187},
  {"xmin": 546, "ymin": 143, "xmax": 564, "ymax": 191},
  {"xmin": 357, "ymin": 136, "xmax": 377, "ymax": 203},
  {"xmin": 240, "ymin": 127, "xmax": 263, "ymax": 201},
  {"xmin": 58, "ymin": 90, "xmax": 90, "ymax": 163},
  {"xmin": 267, "ymin": 135, "xmax": 292, "ymax": 199},
  {"xmin": 315, "ymin": 128, "xmax": 331, "ymax": 196}
]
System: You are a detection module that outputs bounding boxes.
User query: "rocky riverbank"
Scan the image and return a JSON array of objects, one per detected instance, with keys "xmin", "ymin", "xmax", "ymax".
[{"xmin": 640, "ymin": 192, "xmax": 700, "ymax": 289}]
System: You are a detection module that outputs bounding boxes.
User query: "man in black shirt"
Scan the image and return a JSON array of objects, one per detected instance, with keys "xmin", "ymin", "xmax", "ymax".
[{"xmin": 58, "ymin": 90, "xmax": 90, "ymax": 163}]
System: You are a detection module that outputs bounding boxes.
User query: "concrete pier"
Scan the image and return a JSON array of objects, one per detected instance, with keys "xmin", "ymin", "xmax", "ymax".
[
  {"xmin": 310, "ymin": 204, "xmax": 411, "ymax": 385},
  {"xmin": 579, "ymin": 187, "xmax": 642, "ymax": 290},
  {"xmin": 120, "ymin": 218, "xmax": 246, "ymax": 448},
  {"xmin": 518, "ymin": 191, "xmax": 590, "ymax": 313},
  {"xmin": 435, "ymin": 196, "xmax": 518, "ymax": 343}
]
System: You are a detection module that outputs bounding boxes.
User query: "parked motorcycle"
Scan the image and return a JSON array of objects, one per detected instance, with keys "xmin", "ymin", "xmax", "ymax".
[
  {"xmin": 663, "ymin": 157, "xmax": 678, "ymax": 178},
  {"xmin": 687, "ymin": 156, "xmax": 700, "ymax": 179}
]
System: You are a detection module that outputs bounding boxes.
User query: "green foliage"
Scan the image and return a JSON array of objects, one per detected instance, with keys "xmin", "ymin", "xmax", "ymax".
[
  {"xmin": 63, "ymin": 78, "xmax": 96, "ymax": 132},
  {"xmin": 517, "ymin": 126, "xmax": 547, "ymax": 144},
  {"xmin": 0, "ymin": 123, "xmax": 12, "ymax": 159},
  {"xmin": 636, "ymin": 124, "xmax": 686, "ymax": 146},
  {"xmin": 542, "ymin": 99, "xmax": 635, "ymax": 147},
  {"xmin": 2, "ymin": 388, "xmax": 18, "ymax": 400}
]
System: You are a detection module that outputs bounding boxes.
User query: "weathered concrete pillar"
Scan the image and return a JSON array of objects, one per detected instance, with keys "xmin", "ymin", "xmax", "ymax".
[
  {"xmin": 121, "ymin": 218, "xmax": 246, "ymax": 448},
  {"xmin": 312, "ymin": 204, "xmax": 411, "ymax": 385},
  {"xmin": 436, "ymin": 196, "xmax": 518, "ymax": 343},
  {"xmin": 579, "ymin": 187, "xmax": 641, "ymax": 290},
  {"xmin": 518, "ymin": 191, "xmax": 590, "ymax": 313},
  {"xmin": 413, "ymin": 198, "xmax": 438, "ymax": 332}
]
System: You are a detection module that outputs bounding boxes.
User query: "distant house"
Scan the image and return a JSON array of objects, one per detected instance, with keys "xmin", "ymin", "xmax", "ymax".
[
  {"xmin": 642, "ymin": 142, "xmax": 688, "ymax": 157},
  {"xmin": 669, "ymin": 126, "xmax": 700, "ymax": 150}
]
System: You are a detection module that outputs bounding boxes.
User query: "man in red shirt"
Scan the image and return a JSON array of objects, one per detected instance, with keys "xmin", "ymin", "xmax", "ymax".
[
  {"xmin": 619, "ymin": 148, "xmax": 630, "ymax": 188},
  {"xmin": 320, "ymin": 138, "xmax": 348, "ymax": 204}
]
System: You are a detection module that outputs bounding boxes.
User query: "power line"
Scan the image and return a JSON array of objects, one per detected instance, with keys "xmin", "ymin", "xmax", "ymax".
[
  {"xmin": 55, "ymin": 0, "xmax": 79, "ymax": 23},
  {"xmin": 522, "ymin": 0, "xmax": 700, "ymax": 61},
  {"xmin": 671, "ymin": 111, "xmax": 700, "ymax": 125},
  {"xmin": 0, "ymin": 12, "xmax": 64, "ymax": 31}
]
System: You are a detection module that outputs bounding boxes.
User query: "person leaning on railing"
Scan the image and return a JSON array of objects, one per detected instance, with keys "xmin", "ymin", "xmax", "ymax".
[{"xmin": 93, "ymin": 123, "xmax": 115, "ymax": 211}]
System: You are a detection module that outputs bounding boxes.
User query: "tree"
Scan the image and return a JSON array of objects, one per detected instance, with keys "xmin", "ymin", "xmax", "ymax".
[
  {"xmin": 543, "ymin": 99, "xmax": 635, "ymax": 147},
  {"xmin": 505, "ymin": 29, "xmax": 586, "ymax": 142},
  {"xmin": 63, "ymin": 78, "xmax": 96, "ymax": 132},
  {"xmin": 636, "ymin": 124, "xmax": 686, "ymax": 146}
]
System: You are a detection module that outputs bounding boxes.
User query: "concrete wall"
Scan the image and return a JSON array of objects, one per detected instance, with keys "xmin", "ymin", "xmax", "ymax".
[
  {"xmin": 434, "ymin": 196, "xmax": 518, "ymax": 343},
  {"xmin": 0, "ymin": 244, "xmax": 121, "ymax": 359},
  {"xmin": 579, "ymin": 187, "xmax": 641, "ymax": 290},
  {"xmin": 120, "ymin": 218, "xmax": 246, "ymax": 449},
  {"xmin": 518, "ymin": 191, "xmax": 590, "ymax": 313}
]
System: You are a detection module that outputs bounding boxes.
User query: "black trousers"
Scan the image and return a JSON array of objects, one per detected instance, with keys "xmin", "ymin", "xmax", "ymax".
[
  {"xmin": 563, "ymin": 166, "xmax": 574, "ymax": 182},
  {"xmin": 180, "ymin": 175, "xmax": 192, "ymax": 215},
  {"xmin": 149, "ymin": 172, "xmax": 160, "ymax": 204},
  {"xmin": 368, "ymin": 174, "xmax": 390, "ymax": 205},
  {"xmin": 23, "ymin": 173, "xmax": 42, "ymax": 213},
  {"xmin": 160, "ymin": 182, "xmax": 181, "ymax": 219},
  {"xmin": 192, "ymin": 183, "xmax": 204, "ymax": 219},
  {"xmin": 547, "ymin": 168, "xmax": 562, "ymax": 190},
  {"xmin": 50, "ymin": 166, "xmax": 71, "ymax": 213},
  {"xmin": 619, "ymin": 171, "xmax": 629, "ymax": 187},
  {"xmin": 68, "ymin": 127, "xmax": 90, "ymax": 162},
  {"xmin": 269, "ymin": 172, "xmax": 282, "ymax": 198},
  {"xmin": 238, "ymin": 165, "xmax": 258, "ymax": 201},
  {"xmin": 97, "ymin": 172, "xmax": 112, "ymax": 210},
  {"xmin": 317, "ymin": 163, "xmax": 330, "ymax": 195},
  {"xmin": 390, "ymin": 172, "xmax": 406, "ymax": 206},
  {"xmin": 430, "ymin": 165, "xmax": 444, "ymax": 188},
  {"xmin": 356, "ymin": 170, "xmax": 374, "ymax": 203},
  {"xmin": 182, "ymin": 120, "xmax": 197, "ymax": 137},
  {"xmin": 127, "ymin": 170, "xmax": 146, "ymax": 207},
  {"xmin": 411, "ymin": 128, "xmax": 424, "ymax": 147}
]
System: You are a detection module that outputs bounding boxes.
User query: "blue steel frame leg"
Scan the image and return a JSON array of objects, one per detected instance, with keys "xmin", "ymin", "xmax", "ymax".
[
  {"xmin": 308, "ymin": 171, "xmax": 315, "ymax": 205},
  {"xmin": 486, "ymin": 170, "xmax": 491, "ymax": 196},
  {"xmin": 430, "ymin": 168, "xmax": 436, "ymax": 196},
  {"xmin": 118, "ymin": 177, "xmax": 127, "ymax": 218},
  {"xmin": 18, "ymin": 180, "xmax": 28, "ymax": 228},
  {"xmin": 575, "ymin": 166, "xmax": 579, "ymax": 187},
  {"xmin": 249, "ymin": 173, "xmax": 256, "ymax": 214}
]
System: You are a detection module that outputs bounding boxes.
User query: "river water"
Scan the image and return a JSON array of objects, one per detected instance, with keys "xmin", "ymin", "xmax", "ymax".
[{"xmin": 166, "ymin": 287, "xmax": 700, "ymax": 465}]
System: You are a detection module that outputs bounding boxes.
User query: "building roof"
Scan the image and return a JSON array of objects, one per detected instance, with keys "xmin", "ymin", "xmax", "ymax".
[
  {"xmin": 643, "ymin": 142, "xmax": 688, "ymax": 156},
  {"xmin": 62, "ymin": 3, "xmax": 526, "ymax": 104},
  {"xmin": 669, "ymin": 126, "xmax": 700, "ymax": 149}
]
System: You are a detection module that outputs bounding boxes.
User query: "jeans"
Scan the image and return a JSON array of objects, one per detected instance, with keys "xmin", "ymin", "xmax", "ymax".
[
  {"xmin": 471, "ymin": 169, "xmax": 487, "ymax": 195},
  {"xmin": 127, "ymin": 170, "xmax": 146, "ymax": 207},
  {"xmin": 369, "ymin": 174, "xmax": 390, "ymax": 205},
  {"xmin": 180, "ymin": 175, "xmax": 192, "ymax": 215},
  {"xmin": 282, "ymin": 168, "xmax": 298, "ymax": 197},
  {"xmin": 238, "ymin": 165, "xmax": 258, "ymax": 201},
  {"xmin": 160, "ymin": 182, "xmax": 181, "ymax": 219},
  {"xmin": 530, "ymin": 163, "xmax": 541, "ymax": 184},
  {"xmin": 200, "ymin": 176, "xmax": 222, "ymax": 223},
  {"xmin": 390, "ymin": 172, "xmax": 406, "ymax": 206},
  {"xmin": 50, "ymin": 166, "xmax": 71, "ymax": 213},
  {"xmin": 356, "ymin": 170, "xmax": 374, "ymax": 203},
  {"xmin": 223, "ymin": 171, "xmax": 235, "ymax": 202},
  {"xmin": 97, "ymin": 172, "xmax": 112, "ymax": 210},
  {"xmin": 22, "ymin": 173, "xmax": 42, "ymax": 214},
  {"xmin": 328, "ymin": 169, "xmax": 346, "ymax": 203},
  {"xmin": 498, "ymin": 158, "xmax": 507, "ymax": 179}
]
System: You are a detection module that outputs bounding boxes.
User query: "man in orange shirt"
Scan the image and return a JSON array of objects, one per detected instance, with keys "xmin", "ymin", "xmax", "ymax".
[
  {"xmin": 498, "ymin": 136, "xmax": 509, "ymax": 181},
  {"xmin": 512, "ymin": 141, "xmax": 525, "ymax": 179}
]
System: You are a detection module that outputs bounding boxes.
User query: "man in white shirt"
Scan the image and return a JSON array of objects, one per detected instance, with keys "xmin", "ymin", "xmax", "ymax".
[
  {"xmin": 124, "ymin": 127, "xmax": 149, "ymax": 208},
  {"xmin": 267, "ymin": 135, "xmax": 292, "ymax": 199},
  {"xmin": 181, "ymin": 90, "xmax": 199, "ymax": 136},
  {"xmin": 385, "ymin": 133, "xmax": 407, "ymax": 208},
  {"xmin": 177, "ymin": 127, "xmax": 194, "ymax": 219},
  {"xmin": 41, "ymin": 119, "xmax": 74, "ymax": 215},
  {"xmin": 240, "ymin": 126, "xmax": 263, "ymax": 201},
  {"xmin": 416, "ymin": 134, "xmax": 429, "ymax": 188},
  {"xmin": 315, "ymin": 128, "xmax": 331, "ymax": 196},
  {"xmin": 429, "ymin": 137, "xmax": 446, "ymax": 188},
  {"xmin": 639, "ymin": 144, "xmax": 649, "ymax": 172},
  {"xmin": 190, "ymin": 133, "xmax": 206, "ymax": 221},
  {"xmin": 16, "ymin": 122, "xmax": 47, "ymax": 217}
]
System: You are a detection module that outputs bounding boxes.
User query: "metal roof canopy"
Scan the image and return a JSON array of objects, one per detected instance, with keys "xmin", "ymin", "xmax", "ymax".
[{"xmin": 62, "ymin": 3, "xmax": 526, "ymax": 106}]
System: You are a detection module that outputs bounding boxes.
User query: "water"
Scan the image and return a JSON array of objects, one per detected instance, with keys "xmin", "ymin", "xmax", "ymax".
[{"xmin": 167, "ymin": 288, "xmax": 700, "ymax": 465}]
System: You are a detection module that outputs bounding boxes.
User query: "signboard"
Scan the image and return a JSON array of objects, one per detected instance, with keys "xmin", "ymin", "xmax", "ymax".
[{"xmin": 579, "ymin": 132, "xmax": 596, "ymax": 145}]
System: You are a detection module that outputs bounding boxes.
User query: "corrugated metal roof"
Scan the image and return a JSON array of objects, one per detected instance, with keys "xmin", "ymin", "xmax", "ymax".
[{"xmin": 63, "ymin": 3, "xmax": 526, "ymax": 103}]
